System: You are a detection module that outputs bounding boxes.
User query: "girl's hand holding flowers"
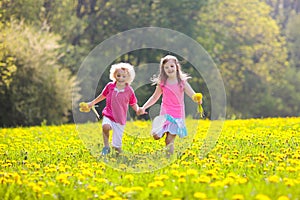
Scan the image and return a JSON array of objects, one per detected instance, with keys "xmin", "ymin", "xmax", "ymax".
[{"xmin": 192, "ymin": 93, "xmax": 204, "ymax": 118}]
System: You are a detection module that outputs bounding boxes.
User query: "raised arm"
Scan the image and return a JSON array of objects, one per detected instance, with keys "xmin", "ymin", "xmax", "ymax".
[
  {"xmin": 87, "ymin": 93, "xmax": 106, "ymax": 108},
  {"xmin": 184, "ymin": 81, "xmax": 196, "ymax": 99},
  {"xmin": 140, "ymin": 85, "xmax": 162, "ymax": 114},
  {"xmin": 184, "ymin": 81, "xmax": 202, "ymax": 104}
]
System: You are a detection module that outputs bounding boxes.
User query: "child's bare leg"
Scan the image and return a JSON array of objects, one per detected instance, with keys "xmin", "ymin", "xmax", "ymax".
[
  {"xmin": 165, "ymin": 133, "xmax": 176, "ymax": 156},
  {"xmin": 102, "ymin": 124, "xmax": 111, "ymax": 147},
  {"xmin": 153, "ymin": 133, "xmax": 160, "ymax": 140}
]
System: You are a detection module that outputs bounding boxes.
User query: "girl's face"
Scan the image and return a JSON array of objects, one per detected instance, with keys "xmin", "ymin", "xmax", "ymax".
[
  {"xmin": 115, "ymin": 69, "xmax": 129, "ymax": 85},
  {"xmin": 163, "ymin": 59, "xmax": 177, "ymax": 79}
]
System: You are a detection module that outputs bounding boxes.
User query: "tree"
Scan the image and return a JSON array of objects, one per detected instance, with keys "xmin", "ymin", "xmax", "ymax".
[
  {"xmin": 0, "ymin": 21, "xmax": 79, "ymax": 126},
  {"xmin": 196, "ymin": 0, "xmax": 289, "ymax": 118},
  {"xmin": 264, "ymin": 0, "xmax": 300, "ymax": 28},
  {"xmin": 286, "ymin": 13, "xmax": 300, "ymax": 69}
]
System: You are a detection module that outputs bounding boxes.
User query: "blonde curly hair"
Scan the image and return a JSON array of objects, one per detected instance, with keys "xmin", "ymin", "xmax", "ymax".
[{"xmin": 109, "ymin": 62, "xmax": 135, "ymax": 85}]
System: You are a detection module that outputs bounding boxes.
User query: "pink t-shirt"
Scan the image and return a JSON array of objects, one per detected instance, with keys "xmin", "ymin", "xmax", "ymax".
[
  {"xmin": 101, "ymin": 82, "xmax": 137, "ymax": 125},
  {"xmin": 160, "ymin": 81, "xmax": 185, "ymax": 118}
]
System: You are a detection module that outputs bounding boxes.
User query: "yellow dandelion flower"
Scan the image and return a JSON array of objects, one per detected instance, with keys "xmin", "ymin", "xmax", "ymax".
[
  {"xmin": 199, "ymin": 175, "xmax": 211, "ymax": 183},
  {"xmin": 154, "ymin": 174, "xmax": 169, "ymax": 181},
  {"xmin": 267, "ymin": 175, "xmax": 280, "ymax": 183},
  {"xmin": 37, "ymin": 181, "xmax": 46, "ymax": 187},
  {"xmin": 82, "ymin": 169, "xmax": 93, "ymax": 177},
  {"xmin": 20, "ymin": 170, "xmax": 28, "ymax": 175},
  {"xmin": 47, "ymin": 182, "xmax": 56, "ymax": 187},
  {"xmin": 232, "ymin": 194, "xmax": 244, "ymax": 200},
  {"xmin": 87, "ymin": 185, "xmax": 98, "ymax": 192},
  {"xmin": 148, "ymin": 182, "xmax": 157, "ymax": 188},
  {"xmin": 155, "ymin": 180, "xmax": 164, "ymax": 187},
  {"xmin": 43, "ymin": 191, "xmax": 51, "ymax": 196},
  {"xmin": 105, "ymin": 189, "xmax": 118, "ymax": 198},
  {"xmin": 194, "ymin": 192, "xmax": 207, "ymax": 199},
  {"xmin": 148, "ymin": 181, "xmax": 164, "ymax": 188},
  {"xmin": 286, "ymin": 166, "xmax": 296, "ymax": 172},
  {"xmin": 276, "ymin": 166, "xmax": 285, "ymax": 171},
  {"xmin": 119, "ymin": 164, "xmax": 127, "ymax": 170},
  {"xmin": 283, "ymin": 178, "xmax": 295, "ymax": 187},
  {"xmin": 187, "ymin": 169, "xmax": 198, "ymax": 176},
  {"xmin": 115, "ymin": 186, "xmax": 129, "ymax": 194},
  {"xmin": 32, "ymin": 185, "xmax": 42, "ymax": 193},
  {"xmin": 131, "ymin": 186, "xmax": 143, "ymax": 192},
  {"xmin": 255, "ymin": 194, "xmax": 271, "ymax": 200},
  {"xmin": 124, "ymin": 174, "xmax": 134, "ymax": 182},
  {"xmin": 95, "ymin": 170, "xmax": 104, "ymax": 175},
  {"xmin": 100, "ymin": 194, "xmax": 110, "ymax": 200},
  {"xmin": 162, "ymin": 190, "xmax": 171, "ymax": 197},
  {"xmin": 94, "ymin": 178, "xmax": 108, "ymax": 183},
  {"xmin": 235, "ymin": 177, "xmax": 248, "ymax": 184},
  {"xmin": 277, "ymin": 196, "xmax": 290, "ymax": 200},
  {"xmin": 178, "ymin": 178, "xmax": 186, "ymax": 183},
  {"xmin": 192, "ymin": 93, "xmax": 202, "ymax": 102},
  {"xmin": 171, "ymin": 164, "xmax": 180, "ymax": 169},
  {"xmin": 192, "ymin": 93, "xmax": 204, "ymax": 117},
  {"xmin": 209, "ymin": 180, "xmax": 224, "ymax": 187}
]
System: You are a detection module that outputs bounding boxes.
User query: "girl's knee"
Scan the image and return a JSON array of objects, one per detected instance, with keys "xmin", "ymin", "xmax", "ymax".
[
  {"xmin": 165, "ymin": 134, "xmax": 175, "ymax": 145},
  {"xmin": 153, "ymin": 134, "xmax": 160, "ymax": 140}
]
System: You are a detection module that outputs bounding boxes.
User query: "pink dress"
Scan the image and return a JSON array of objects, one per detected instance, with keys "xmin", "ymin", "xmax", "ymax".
[
  {"xmin": 160, "ymin": 81, "xmax": 185, "ymax": 118},
  {"xmin": 157, "ymin": 81, "xmax": 187, "ymax": 138},
  {"xmin": 101, "ymin": 82, "xmax": 137, "ymax": 125}
]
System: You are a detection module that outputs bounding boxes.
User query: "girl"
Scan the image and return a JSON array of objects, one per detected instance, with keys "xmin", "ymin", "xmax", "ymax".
[
  {"xmin": 87, "ymin": 63, "xmax": 140, "ymax": 155},
  {"xmin": 139, "ymin": 55, "xmax": 202, "ymax": 156}
]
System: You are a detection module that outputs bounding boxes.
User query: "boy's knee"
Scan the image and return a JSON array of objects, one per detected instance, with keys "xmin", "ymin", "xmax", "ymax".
[{"xmin": 102, "ymin": 124, "xmax": 111, "ymax": 132}]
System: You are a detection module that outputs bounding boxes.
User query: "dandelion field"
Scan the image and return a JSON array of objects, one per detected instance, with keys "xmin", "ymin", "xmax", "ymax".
[{"xmin": 1, "ymin": 117, "xmax": 300, "ymax": 200}]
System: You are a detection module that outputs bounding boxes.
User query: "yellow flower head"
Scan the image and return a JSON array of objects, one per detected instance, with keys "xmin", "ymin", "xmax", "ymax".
[
  {"xmin": 192, "ymin": 93, "xmax": 204, "ymax": 118},
  {"xmin": 79, "ymin": 102, "xmax": 90, "ymax": 112},
  {"xmin": 192, "ymin": 93, "xmax": 202, "ymax": 102}
]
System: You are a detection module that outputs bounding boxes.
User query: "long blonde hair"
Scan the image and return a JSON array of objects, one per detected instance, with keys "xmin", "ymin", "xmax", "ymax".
[{"xmin": 151, "ymin": 55, "xmax": 190, "ymax": 85}]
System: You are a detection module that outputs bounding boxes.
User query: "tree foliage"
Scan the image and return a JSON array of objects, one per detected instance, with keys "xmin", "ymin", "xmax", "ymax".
[
  {"xmin": 197, "ymin": 0, "xmax": 289, "ymax": 118},
  {"xmin": 0, "ymin": 21, "xmax": 79, "ymax": 126},
  {"xmin": 1, "ymin": 0, "xmax": 300, "ymax": 126}
]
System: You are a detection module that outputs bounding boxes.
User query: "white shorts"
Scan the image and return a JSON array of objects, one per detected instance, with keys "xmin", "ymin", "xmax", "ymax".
[{"xmin": 102, "ymin": 116, "xmax": 125, "ymax": 148}]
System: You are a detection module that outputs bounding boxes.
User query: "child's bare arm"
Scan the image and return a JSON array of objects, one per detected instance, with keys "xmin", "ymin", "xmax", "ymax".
[
  {"xmin": 88, "ymin": 94, "xmax": 106, "ymax": 108},
  {"xmin": 131, "ymin": 103, "xmax": 139, "ymax": 113},
  {"xmin": 142, "ymin": 85, "xmax": 162, "ymax": 111},
  {"xmin": 184, "ymin": 82, "xmax": 202, "ymax": 104}
]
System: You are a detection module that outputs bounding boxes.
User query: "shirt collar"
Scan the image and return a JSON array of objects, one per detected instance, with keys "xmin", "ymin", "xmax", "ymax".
[{"xmin": 114, "ymin": 87, "xmax": 125, "ymax": 92}]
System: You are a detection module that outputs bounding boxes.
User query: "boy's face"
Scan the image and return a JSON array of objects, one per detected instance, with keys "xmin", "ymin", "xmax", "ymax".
[
  {"xmin": 115, "ymin": 69, "xmax": 129, "ymax": 85},
  {"xmin": 163, "ymin": 59, "xmax": 177, "ymax": 79}
]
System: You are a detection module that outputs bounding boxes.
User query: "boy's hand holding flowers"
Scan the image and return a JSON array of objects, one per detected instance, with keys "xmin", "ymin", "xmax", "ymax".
[
  {"xmin": 192, "ymin": 93, "xmax": 204, "ymax": 118},
  {"xmin": 79, "ymin": 102, "xmax": 91, "ymax": 112}
]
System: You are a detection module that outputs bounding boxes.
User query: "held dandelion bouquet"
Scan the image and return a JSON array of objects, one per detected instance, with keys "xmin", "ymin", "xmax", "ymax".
[
  {"xmin": 79, "ymin": 102, "xmax": 100, "ymax": 120},
  {"xmin": 79, "ymin": 102, "xmax": 90, "ymax": 112},
  {"xmin": 192, "ymin": 93, "xmax": 204, "ymax": 118}
]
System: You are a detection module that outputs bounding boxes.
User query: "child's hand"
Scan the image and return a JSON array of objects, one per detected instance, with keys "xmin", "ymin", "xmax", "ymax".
[
  {"xmin": 87, "ymin": 102, "xmax": 93, "ymax": 108},
  {"xmin": 192, "ymin": 93, "xmax": 203, "ymax": 103},
  {"xmin": 137, "ymin": 107, "xmax": 147, "ymax": 115}
]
